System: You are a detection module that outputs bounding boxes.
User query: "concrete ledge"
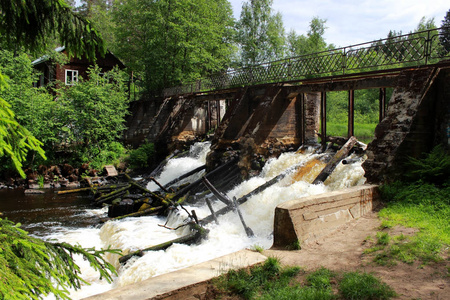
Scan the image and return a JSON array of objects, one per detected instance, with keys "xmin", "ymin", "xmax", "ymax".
[
  {"xmin": 272, "ymin": 184, "xmax": 380, "ymax": 248},
  {"xmin": 84, "ymin": 249, "xmax": 267, "ymax": 300}
]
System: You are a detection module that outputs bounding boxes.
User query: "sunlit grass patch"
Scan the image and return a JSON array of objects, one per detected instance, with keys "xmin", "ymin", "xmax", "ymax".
[
  {"xmin": 369, "ymin": 181, "xmax": 450, "ymax": 266},
  {"xmin": 339, "ymin": 271, "xmax": 397, "ymax": 300},
  {"xmin": 214, "ymin": 259, "xmax": 396, "ymax": 300}
]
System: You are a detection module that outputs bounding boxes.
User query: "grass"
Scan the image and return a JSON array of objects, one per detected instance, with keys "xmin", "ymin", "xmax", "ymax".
[
  {"xmin": 339, "ymin": 271, "xmax": 397, "ymax": 300},
  {"xmin": 362, "ymin": 181, "xmax": 450, "ymax": 266},
  {"xmin": 214, "ymin": 258, "xmax": 396, "ymax": 300},
  {"xmin": 326, "ymin": 122, "xmax": 376, "ymax": 144}
]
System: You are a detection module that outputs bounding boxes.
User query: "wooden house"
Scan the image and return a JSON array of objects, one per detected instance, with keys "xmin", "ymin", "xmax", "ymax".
[{"xmin": 32, "ymin": 46, "xmax": 125, "ymax": 87}]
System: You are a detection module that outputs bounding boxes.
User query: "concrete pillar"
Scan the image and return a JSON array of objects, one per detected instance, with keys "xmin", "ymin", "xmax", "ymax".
[{"xmin": 303, "ymin": 92, "xmax": 321, "ymax": 145}]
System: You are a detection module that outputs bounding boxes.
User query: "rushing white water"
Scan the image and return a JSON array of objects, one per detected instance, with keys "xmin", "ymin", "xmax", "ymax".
[{"xmin": 44, "ymin": 142, "xmax": 366, "ymax": 299}]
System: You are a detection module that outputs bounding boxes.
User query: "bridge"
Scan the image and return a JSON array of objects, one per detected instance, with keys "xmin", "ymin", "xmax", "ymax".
[{"xmin": 124, "ymin": 27, "xmax": 450, "ymax": 183}]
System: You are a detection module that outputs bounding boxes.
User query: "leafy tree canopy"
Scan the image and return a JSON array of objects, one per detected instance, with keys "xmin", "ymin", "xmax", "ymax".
[
  {"xmin": 113, "ymin": 0, "xmax": 235, "ymax": 94},
  {"xmin": 236, "ymin": 0, "xmax": 285, "ymax": 65},
  {"xmin": 286, "ymin": 17, "xmax": 332, "ymax": 57}
]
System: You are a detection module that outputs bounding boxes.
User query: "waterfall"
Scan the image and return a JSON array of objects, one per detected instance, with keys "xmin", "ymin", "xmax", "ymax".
[{"xmin": 43, "ymin": 142, "xmax": 366, "ymax": 299}]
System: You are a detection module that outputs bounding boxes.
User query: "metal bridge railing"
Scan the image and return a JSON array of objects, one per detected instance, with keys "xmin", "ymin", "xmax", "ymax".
[{"xmin": 163, "ymin": 27, "xmax": 450, "ymax": 97}]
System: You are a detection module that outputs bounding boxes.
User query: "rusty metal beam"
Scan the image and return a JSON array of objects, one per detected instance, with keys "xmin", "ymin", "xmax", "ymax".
[
  {"xmin": 379, "ymin": 88, "xmax": 386, "ymax": 122},
  {"xmin": 320, "ymin": 92, "xmax": 327, "ymax": 146},
  {"xmin": 348, "ymin": 90, "xmax": 354, "ymax": 138}
]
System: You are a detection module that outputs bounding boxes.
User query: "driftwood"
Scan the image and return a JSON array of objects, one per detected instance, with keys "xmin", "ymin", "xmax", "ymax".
[
  {"xmin": 199, "ymin": 166, "xmax": 293, "ymax": 226},
  {"xmin": 163, "ymin": 165, "xmax": 206, "ymax": 189},
  {"xmin": 94, "ymin": 184, "xmax": 132, "ymax": 205},
  {"xmin": 112, "ymin": 205, "xmax": 164, "ymax": 220},
  {"xmin": 148, "ymin": 177, "xmax": 170, "ymax": 193},
  {"xmin": 202, "ymin": 178, "xmax": 254, "ymax": 237},
  {"xmin": 118, "ymin": 223, "xmax": 207, "ymax": 264},
  {"xmin": 232, "ymin": 197, "xmax": 254, "ymax": 238},
  {"xmin": 169, "ymin": 158, "xmax": 238, "ymax": 204},
  {"xmin": 201, "ymin": 177, "xmax": 231, "ymax": 206},
  {"xmin": 56, "ymin": 183, "xmax": 129, "ymax": 195},
  {"xmin": 57, "ymin": 187, "xmax": 93, "ymax": 194},
  {"xmin": 205, "ymin": 198, "xmax": 219, "ymax": 224},
  {"xmin": 312, "ymin": 136, "xmax": 358, "ymax": 184}
]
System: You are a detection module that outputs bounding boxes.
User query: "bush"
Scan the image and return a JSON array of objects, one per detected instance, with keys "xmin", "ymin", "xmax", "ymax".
[
  {"xmin": 405, "ymin": 144, "xmax": 450, "ymax": 185},
  {"xmin": 128, "ymin": 143, "xmax": 156, "ymax": 169},
  {"xmin": 89, "ymin": 142, "xmax": 127, "ymax": 170}
]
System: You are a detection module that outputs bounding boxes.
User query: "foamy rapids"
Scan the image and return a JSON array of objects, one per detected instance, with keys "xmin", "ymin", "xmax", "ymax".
[{"xmin": 44, "ymin": 142, "xmax": 366, "ymax": 299}]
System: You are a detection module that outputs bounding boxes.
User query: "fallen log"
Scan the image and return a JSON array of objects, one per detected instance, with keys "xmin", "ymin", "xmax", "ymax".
[
  {"xmin": 57, "ymin": 187, "xmax": 93, "ymax": 194},
  {"xmin": 312, "ymin": 136, "xmax": 358, "ymax": 184},
  {"xmin": 205, "ymin": 198, "xmax": 218, "ymax": 224},
  {"xmin": 93, "ymin": 184, "xmax": 131, "ymax": 205},
  {"xmin": 232, "ymin": 197, "xmax": 254, "ymax": 238},
  {"xmin": 163, "ymin": 165, "xmax": 206, "ymax": 189},
  {"xmin": 170, "ymin": 158, "xmax": 238, "ymax": 203},
  {"xmin": 201, "ymin": 178, "xmax": 254, "ymax": 236},
  {"xmin": 112, "ymin": 205, "xmax": 164, "ymax": 220},
  {"xmin": 118, "ymin": 223, "xmax": 207, "ymax": 264},
  {"xmin": 149, "ymin": 177, "xmax": 170, "ymax": 193},
  {"xmin": 124, "ymin": 174, "xmax": 169, "ymax": 205},
  {"xmin": 199, "ymin": 165, "xmax": 295, "ymax": 226},
  {"xmin": 201, "ymin": 177, "xmax": 231, "ymax": 206}
]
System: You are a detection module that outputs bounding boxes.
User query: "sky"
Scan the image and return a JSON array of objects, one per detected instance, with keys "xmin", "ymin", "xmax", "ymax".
[{"xmin": 229, "ymin": 0, "xmax": 449, "ymax": 47}]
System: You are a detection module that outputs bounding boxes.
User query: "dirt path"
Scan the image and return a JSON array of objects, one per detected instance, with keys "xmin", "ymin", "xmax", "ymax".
[
  {"xmin": 265, "ymin": 211, "xmax": 449, "ymax": 299},
  {"xmin": 164, "ymin": 211, "xmax": 449, "ymax": 300}
]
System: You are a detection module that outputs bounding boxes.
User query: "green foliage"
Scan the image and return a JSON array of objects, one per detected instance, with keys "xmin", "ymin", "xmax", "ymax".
[
  {"xmin": 376, "ymin": 180, "xmax": 450, "ymax": 265},
  {"xmin": 0, "ymin": 49, "xmax": 129, "ymax": 173},
  {"xmin": 338, "ymin": 271, "xmax": 396, "ymax": 300},
  {"xmin": 0, "ymin": 0, "xmax": 105, "ymax": 178},
  {"xmin": 285, "ymin": 239, "xmax": 301, "ymax": 250},
  {"xmin": 260, "ymin": 286, "xmax": 334, "ymax": 300},
  {"xmin": 75, "ymin": 0, "xmax": 116, "ymax": 50},
  {"xmin": 56, "ymin": 65, "xmax": 129, "ymax": 166},
  {"xmin": 0, "ymin": 49, "xmax": 63, "ymax": 150},
  {"xmin": 216, "ymin": 257, "xmax": 299, "ymax": 300},
  {"xmin": 0, "ymin": 71, "xmax": 46, "ymax": 178},
  {"xmin": 286, "ymin": 17, "xmax": 332, "ymax": 57},
  {"xmin": 89, "ymin": 141, "xmax": 127, "ymax": 170},
  {"xmin": 404, "ymin": 145, "xmax": 450, "ymax": 185},
  {"xmin": 325, "ymin": 89, "xmax": 381, "ymax": 142},
  {"xmin": 251, "ymin": 244, "xmax": 264, "ymax": 253},
  {"xmin": 0, "ymin": 218, "xmax": 120, "ymax": 299},
  {"xmin": 0, "ymin": 0, "xmax": 105, "ymax": 60},
  {"xmin": 236, "ymin": 0, "xmax": 285, "ymax": 65},
  {"xmin": 113, "ymin": 0, "xmax": 235, "ymax": 94},
  {"xmin": 128, "ymin": 142, "xmax": 156, "ymax": 169}
]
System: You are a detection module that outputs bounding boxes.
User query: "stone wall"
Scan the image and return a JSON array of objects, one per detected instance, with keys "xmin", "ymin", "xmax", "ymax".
[{"xmin": 362, "ymin": 67, "xmax": 444, "ymax": 182}]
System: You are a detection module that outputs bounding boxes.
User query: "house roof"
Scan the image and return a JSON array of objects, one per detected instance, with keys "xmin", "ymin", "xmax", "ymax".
[
  {"xmin": 31, "ymin": 46, "xmax": 65, "ymax": 66},
  {"xmin": 31, "ymin": 46, "xmax": 125, "ymax": 68}
]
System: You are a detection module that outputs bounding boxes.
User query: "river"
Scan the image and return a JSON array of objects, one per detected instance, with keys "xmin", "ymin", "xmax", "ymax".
[{"xmin": 0, "ymin": 142, "xmax": 366, "ymax": 299}]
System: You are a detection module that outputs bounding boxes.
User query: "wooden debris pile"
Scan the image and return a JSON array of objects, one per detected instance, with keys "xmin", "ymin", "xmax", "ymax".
[{"xmin": 57, "ymin": 136, "xmax": 366, "ymax": 263}]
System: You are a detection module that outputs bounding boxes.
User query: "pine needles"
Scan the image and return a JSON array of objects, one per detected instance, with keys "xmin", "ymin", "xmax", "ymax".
[{"xmin": 0, "ymin": 218, "xmax": 120, "ymax": 299}]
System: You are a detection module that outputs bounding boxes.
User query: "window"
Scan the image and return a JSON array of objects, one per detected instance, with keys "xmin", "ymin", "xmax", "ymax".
[{"xmin": 65, "ymin": 69, "xmax": 78, "ymax": 85}]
